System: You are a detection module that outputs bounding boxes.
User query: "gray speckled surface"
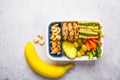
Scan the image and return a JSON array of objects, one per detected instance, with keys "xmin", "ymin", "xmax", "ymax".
[{"xmin": 0, "ymin": 0, "xmax": 120, "ymax": 80}]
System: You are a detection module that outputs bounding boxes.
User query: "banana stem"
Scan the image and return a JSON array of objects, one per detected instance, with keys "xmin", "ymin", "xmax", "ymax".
[{"xmin": 64, "ymin": 63, "xmax": 75, "ymax": 71}]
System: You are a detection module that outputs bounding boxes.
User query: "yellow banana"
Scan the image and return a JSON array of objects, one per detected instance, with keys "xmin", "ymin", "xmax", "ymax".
[{"xmin": 24, "ymin": 42, "xmax": 74, "ymax": 78}]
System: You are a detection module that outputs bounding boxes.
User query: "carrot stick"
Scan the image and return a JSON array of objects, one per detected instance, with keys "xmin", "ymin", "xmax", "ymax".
[
  {"xmin": 90, "ymin": 39, "xmax": 102, "ymax": 46},
  {"xmin": 86, "ymin": 41, "xmax": 90, "ymax": 51},
  {"xmin": 90, "ymin": 38, "xmax": 97, "ymax": 43},
  {"xmin": 97, "ymin": 40, "xmax": 102, "ymax": 46},
  {"xmin": 88, "ymin": 39, "xmax": 96, "ymax": 51}
]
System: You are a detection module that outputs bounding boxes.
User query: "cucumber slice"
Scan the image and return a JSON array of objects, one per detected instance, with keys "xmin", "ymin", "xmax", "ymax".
[
  {"xmin": 89, "ymin": 52, "xmax": 94, "ymax": 60},
  {"xmin": 91, "ymin": 50, "xmax": 96, "ymax": 57},
  {"xmin": 96, "ymin": 53, "xmax": 101, "ymax": 58},
  {"xmin": 96, "ymin": 44, "xmax": 102, "ymax": 58}
]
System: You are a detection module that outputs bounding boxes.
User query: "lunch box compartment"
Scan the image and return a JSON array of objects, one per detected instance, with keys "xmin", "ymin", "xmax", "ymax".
[{"xmin": 48, "ymin": 22, "xmax": 62, "ymax": 57}]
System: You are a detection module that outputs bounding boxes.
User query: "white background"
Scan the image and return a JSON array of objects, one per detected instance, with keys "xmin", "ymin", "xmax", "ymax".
[{"xmin": 0, "ymin": 0, "xmax": 120, "ymax": 80}]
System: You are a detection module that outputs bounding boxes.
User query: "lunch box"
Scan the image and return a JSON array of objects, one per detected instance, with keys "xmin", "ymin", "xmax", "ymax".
[{"xmin": 46, "ymin": 21, "xmax": 104, "ymax": 61}]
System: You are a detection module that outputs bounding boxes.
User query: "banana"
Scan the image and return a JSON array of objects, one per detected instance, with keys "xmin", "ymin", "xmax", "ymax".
[{"xmin": 24, "ymin": 42, "xmax": 74, "ymax": 78}]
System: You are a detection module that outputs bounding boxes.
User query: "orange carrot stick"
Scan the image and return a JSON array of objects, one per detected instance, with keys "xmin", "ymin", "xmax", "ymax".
[
  {"xmin": 86, "ymin": 41, "xmax": 90, "ymax": 51},
  {"xmin": 90, "ymin": 39, "xmax": 102, "ymax": 46},
  {"xmin": 97, "ymin": 40, "xmax": 102, "ymax": 46},
  {"xmin": 88, "ymin": 39, "xmax": 96, "ymax": 51},
  {"xmin": 90, "ymin": 38, "xmax": 97, "ymax": 43}
]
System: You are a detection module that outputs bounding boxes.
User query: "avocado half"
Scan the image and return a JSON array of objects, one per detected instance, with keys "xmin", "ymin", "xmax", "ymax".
[{"xmin": 62, "ymin": 41, "xmax": 77, "ymax": 59}]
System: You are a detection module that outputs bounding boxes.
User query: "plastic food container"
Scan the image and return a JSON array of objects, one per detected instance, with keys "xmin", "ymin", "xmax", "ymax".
[{"xmin": 46, "ymin": 21, "xmax": 104, "ymax": 61}]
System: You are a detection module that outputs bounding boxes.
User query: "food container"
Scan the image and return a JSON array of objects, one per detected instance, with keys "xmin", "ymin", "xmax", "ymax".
[{"xmin": 46, "ymin": 21, "xmax": 104, "ymax": 61}]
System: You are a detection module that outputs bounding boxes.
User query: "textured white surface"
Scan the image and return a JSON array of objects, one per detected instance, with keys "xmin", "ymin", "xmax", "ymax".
[{"xmin": 0, "ymin": 0, "xmax": 120, "ymax": 80}]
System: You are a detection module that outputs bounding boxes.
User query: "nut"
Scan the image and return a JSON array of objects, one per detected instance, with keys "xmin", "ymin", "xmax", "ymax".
[
  {"xmin": 57, "ymin": 52, "xmax": 61, "ymax": 55},
  {"xmin": 63, "ymin": 23, "xmax": 67, "ymax": 26},
  {"xmin": 51, "ymin": 48, "xmax": 59, "ymax": 54},
  {"xmin": 52, "ymin": 37, "xmax": 57, "ymax": 41},
  {"xmin": 57, "ymin": 41, "xmax": 60, "ymax": 45},
  {"xmin": 51, "ymin": 24, "xmax": 59, "ymax": 30},
  {"xmin": 39, "ymin": 40, "xmax": 45, "ymax": 45},
  {"xmin": 33, "ymin": 39, "xmax": 39, "ymax": 43},
  {"xmin": 51, "ymin": 41, "xmax": 57, "ymax": 48},
  {"xmin": 57, "ymin": 46, "xmax": 61, "ymax": 51},
  {"xmin": 69, "ymin": 30, "xmax": 74, "ymax": 35},
  {"xmin": 37, "ymin": 34, "xmax": 43, "ymax": 39},
  {"xmin": 50, "ymin": 34, "xmax": 55, "ymax": 40},
  {"xmin": 68, "ymin": 23, "xmax": 72, "ymax": 26},
  {"xmin": 73, "ymin": 23, "xmax": 77, "ymax": 26},
  {"xmin": 56, "ymin": 28, "xmax": 60, "ymax": 34},
  {"xmin": 51, "ymin": 26, "xmax": 56, "ymax": 30},
  {"xmin": 52, "ymin": 32, "xmax": 59, "ymax": 35},
  {"xmin": 52, "ymin": 28, "xmax": 58, "ymax": 33},
  {"xmin": 56, "ymin": 35, "xmax": 61, "ymax": 40},
  {"xmin": 54, "ymin": 24, "xmax": 59, "ymax": 27}
]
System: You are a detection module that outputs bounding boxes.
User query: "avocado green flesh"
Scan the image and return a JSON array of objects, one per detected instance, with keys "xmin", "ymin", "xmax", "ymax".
[
  {"xmin": 91, "ymin": 29, "xmax": 101, "ymax": 32},
  {"xmin": 62, "ymin": 41, "xmax": 77, "ymax": 59},
  {"xmin": 79, "ymin": 32, "xmax": 98, "ymax": 37},
  {"xmin": 78, "ymin": 23, "xmax": 100, "ymax": 26}
]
